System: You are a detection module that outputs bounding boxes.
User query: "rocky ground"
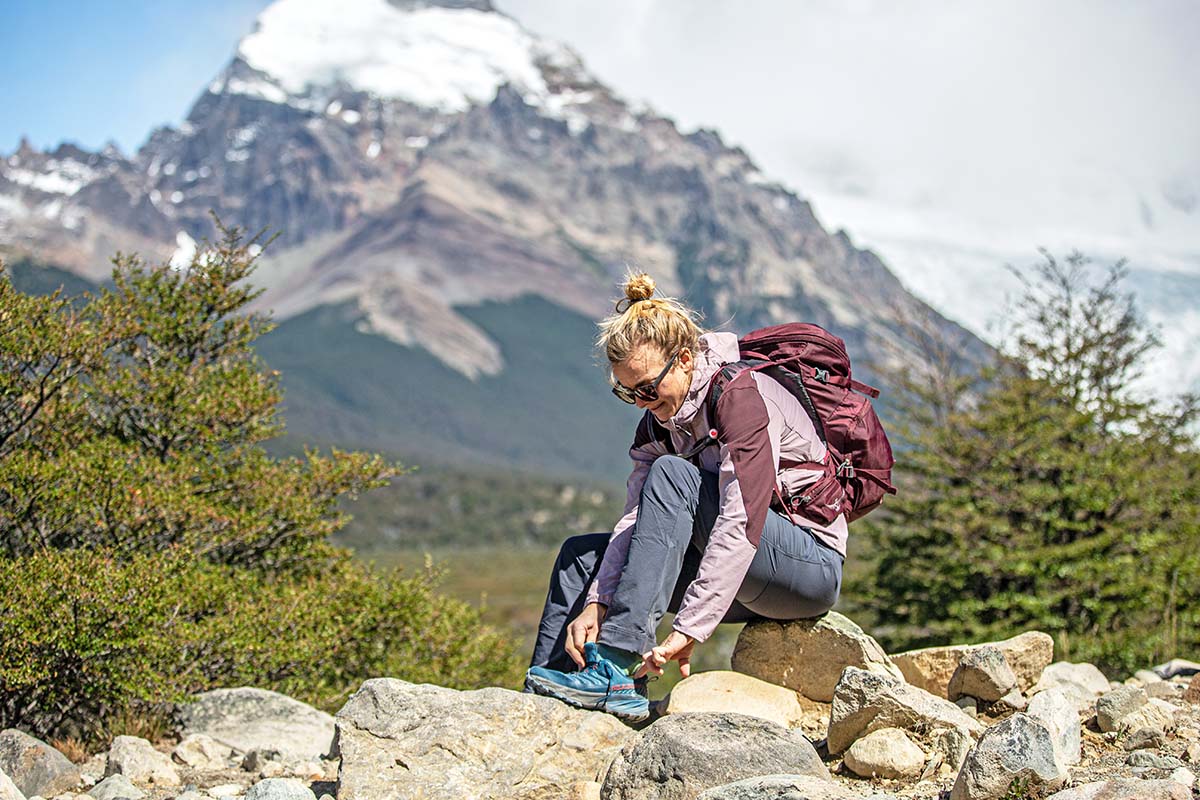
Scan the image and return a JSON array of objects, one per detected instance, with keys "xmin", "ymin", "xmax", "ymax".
[{"xmin": 1, "ymin": 615, "xmax": 1197, "ymax": 800}]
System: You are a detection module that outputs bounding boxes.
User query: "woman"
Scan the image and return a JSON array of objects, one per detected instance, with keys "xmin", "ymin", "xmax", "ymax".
[{"xmin": 524, "ymin": 273, "xmax": 847, "ymax": 722}]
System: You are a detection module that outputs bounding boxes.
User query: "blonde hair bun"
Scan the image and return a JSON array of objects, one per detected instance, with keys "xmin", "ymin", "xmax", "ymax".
[{"xmin": 623, "ymin": 272, "xmax": 657, "ymax": 303}]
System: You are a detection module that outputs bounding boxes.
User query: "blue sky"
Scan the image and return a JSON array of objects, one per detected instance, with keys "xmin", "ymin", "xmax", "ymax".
[{"xmin": 1, "ymin": 0, "xmax": 269, "ymax": 154}]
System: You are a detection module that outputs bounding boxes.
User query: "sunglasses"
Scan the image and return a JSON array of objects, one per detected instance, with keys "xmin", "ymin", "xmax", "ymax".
[{"xmin": 612, "ymin": 351, "xmax": 678, "ymax": 405}]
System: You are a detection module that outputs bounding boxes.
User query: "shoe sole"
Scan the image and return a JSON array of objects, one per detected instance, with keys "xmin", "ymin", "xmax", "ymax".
[{"xmin": 524, "ymin": 674, "xmax": 649, "ymax": 722}]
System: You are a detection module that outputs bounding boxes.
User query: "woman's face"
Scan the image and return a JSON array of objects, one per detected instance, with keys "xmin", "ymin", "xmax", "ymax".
[{"xmin": 612, "ymin": 344, "xmax": 694, "ymax": 422}]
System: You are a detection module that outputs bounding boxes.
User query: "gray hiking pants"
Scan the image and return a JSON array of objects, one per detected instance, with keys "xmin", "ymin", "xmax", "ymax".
[{"xmin": 530, "ymin": 455, "xmax": 844, "ymax": 671}]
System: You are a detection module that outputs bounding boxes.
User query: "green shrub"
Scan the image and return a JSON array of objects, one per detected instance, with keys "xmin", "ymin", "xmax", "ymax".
[{"xmin": 0, "ymin": 546, "xmax": 522, "ymax": 741}]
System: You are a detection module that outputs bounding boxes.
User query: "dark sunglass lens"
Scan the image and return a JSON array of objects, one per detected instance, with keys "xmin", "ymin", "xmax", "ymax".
[
  {"xmin": 612, "ymin": 385, "xmax": 636, "ymax": 404},
  {"xmin": 633, "ymin": 385, "xmax": 659, "ymax": 403}
]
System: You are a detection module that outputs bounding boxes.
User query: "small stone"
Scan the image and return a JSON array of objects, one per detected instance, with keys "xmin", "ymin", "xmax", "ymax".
[
  {"xmin": 105, "ymin": 736, "xmax": 179, "ymax": 787},
  {"xmin": 843, "ymin": 727, "xmax": 926, "ymax": 780},
  {"xmin": 947, "ymin": 646, "xmax": 1018, "ymax": 703},
  {"xmin": 205, "ymin": 783, "xmax": 246, "ymax": 798},
  {"xmin": 256, "ymin": 762, "xmax": 284, "ymax": 780},
  {"xmin": 173, "ymin": 735, "xmax": 232, "ymax": 770},
  {"xmin": 88, "ymin": 775, "xmax": 146, "ymax": 800},
  {"xmin": 1136, "ymin": 669, "xmax": 1164, "ymax": 684},
  {"xmin": 1122, "ymin": 726, "xmax": 1166, "ymax": 751},
  {"xmin": 1128, "ymin": 751, "xmax": 1183, "ymax": 770},
  {"xmin": 1147, "ymin": 681, "xmax": 1183, "ymax": 700},
  {"xmin": 989, "ymin": 687, "xmax": 1028, "ymax": 713},
  {"xmin": 1096, "ymin": 686, "xmax": 1148, "ymax": 732},
  {"xmin": 1028, "ymin": 687, "xmax": 1081, "ymax": 766},
  {"xmin": 243, "ymin": 779, "xmax": 315, "ymax": 800},
  {"xmin": 954, "ymin": 697, "xmax": 978, "ymax": 718},
  {"xmin": 1030, "ymin": 662, "xmax": 1111, "ymax": 709},
  {"xmin": 1186, "ymin": 741, "xmax": 1200, "ymax": 762},
  {"xmin": 892, "ymin": 631, "xmax": 1054, "ymax": 699},
  {"xmin": 1171, "ymin": 767, "xmax": 1196, "ymax": 788},
  {"xmin": 290, "ymin": 762, "xmax": 323, "ymax": 781},
  {"xmin": 1185, "ymin": 674, "xmax": 1200, "ymax": 704},
  {"xmin": 240, "ymin": 751, "xmax": 280, "ymax": 773}
]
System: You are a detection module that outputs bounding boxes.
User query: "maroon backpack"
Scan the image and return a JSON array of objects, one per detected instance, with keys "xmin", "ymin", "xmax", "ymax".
[{"xmin": 706, "ymin": 323, "xmax": 896, "ymax": 524}]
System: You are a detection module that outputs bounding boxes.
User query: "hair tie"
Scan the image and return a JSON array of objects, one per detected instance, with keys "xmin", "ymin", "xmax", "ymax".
[{"xmin": 615, "ymin": 297, "xmax": 646, "ymax": 313}]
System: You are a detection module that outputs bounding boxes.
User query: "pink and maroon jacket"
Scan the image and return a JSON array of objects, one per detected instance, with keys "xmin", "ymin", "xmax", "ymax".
[{"xmin": 585, "ymin": 332, "xmax": 849, "ymax": 643}]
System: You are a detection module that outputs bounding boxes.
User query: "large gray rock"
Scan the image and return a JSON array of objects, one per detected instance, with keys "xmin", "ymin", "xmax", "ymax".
[
  {"xmin": 1027, "ymin": 687, "xmax": 1081, "ymax": 766},
  {"xmin": 826, "ymin": 667, "xmax": 984, "ymax": 766},
  {"xmin": 1031, "ymin": 662, "xmax": 1112, "ymax": 709},
  {"xmin": 105, "ymin": 736, "xmax": 179, "ymax": 787},
  {"xmin": 1096, "ymin": 686, "xmax": 1148, "ymax": 732},
  {"xmin": 601, "ymin": 713, "xmax": 829, "ymax": 800},
  {"xmin": 1045, "ymin": 779, "xmax": 1191, "ymax": 799},
  {"xmin": 696, "ymin": 774, "xmax": 890, "ymax": 800},
  {"xmin": 891, "ymin": 632, "xmax": 1053, "ymax": 699},
  {"xmin": 731, "ymin": 612, "xmax": 903, "ymax": 703},
  {"xmin": 89, "ymin": 774, "xmax": 147, "ymax": 800},
  {"xmin": 842, "ymin": 728, "xmax": 925, "ymax": 780},
  {"xmin": 244, "ymin": 778, "xmax": 317, "ymax": 800},
  {"xmin": 947, "ymin": 646, "xmax": 1017, "ymax": 703},
  {"xmin": 1115, "ymin": 698, "xmax": 1179, "ymax": 734},
  {"xmin": 179, "ymin": 688, "xmax": 335, "ymax": 762},
  {"xmin": 950, "ymin": 714, "xmax": 1066, "ymax": 800},
  {"xmin": 0, "ymin": 730, "xmax": 81, "ymax": 798},
  {"xmin": 335, "ymin": 678, "xmax": 633, "ymax": 800},
  {"xmin": 0, "ymin": 768, "xmax": 26, "ymax": 800}
]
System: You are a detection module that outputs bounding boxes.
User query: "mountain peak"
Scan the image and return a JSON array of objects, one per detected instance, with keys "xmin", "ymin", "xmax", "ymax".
[{"xmin": 214, "ymin": 0, "xmax": 570, "ymax": 113}]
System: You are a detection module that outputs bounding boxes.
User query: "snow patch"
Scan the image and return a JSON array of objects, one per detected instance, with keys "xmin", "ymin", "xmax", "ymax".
[
  {"xmin": 41, "ymin": 199, "xmax": 63, "ymax": 220},
  {"xmin": 162, "ymin": 163, "xmax": 176, "ymax": 176},
  {"xmin": 170, "ymin": 231, "xmax": 197, "ymax": 270},
  {"xmin": 0, "ymin": 193, "xmax": 28, "ymax": 218},
  {"xmin": 237, "ymin": 0, "xmax": 550, "ymax": 113},
  {"xmin": 212, "ymin": 75, "xmax": 290, "ymax": 105},
  {"xmin": 170, "ymin": 191, "xmax": 184, "ymax": 204},
  {"xmin": 5, "ymin": 159, "xmax": 97, "ymax": 196},
  {"xmin": 366, "ymin": 140, "xmax": 381, "ymax": 158},
  {"xmin": 341, "ymin": 109, "xmax": 361, "ymax": 124},
  {"xmin": 404, "ymin": 136, "xmax": 429, "ymax": 149}
]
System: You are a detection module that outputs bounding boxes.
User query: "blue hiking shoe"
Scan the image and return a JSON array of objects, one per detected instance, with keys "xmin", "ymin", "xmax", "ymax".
[{"xmin": 524, "ymin": 642, "xmax": 650, "ymax": 722}]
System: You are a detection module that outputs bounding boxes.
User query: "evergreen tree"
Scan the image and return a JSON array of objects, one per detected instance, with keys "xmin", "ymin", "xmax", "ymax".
[{"xmin": 857, "ymin": 251, "xmax": 1199, "ymax": 675}]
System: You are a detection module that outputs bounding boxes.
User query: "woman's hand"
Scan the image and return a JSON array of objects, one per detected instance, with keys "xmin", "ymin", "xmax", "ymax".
[
  {"xmin": 565, "ymin": 602, "xmax": 607, "ymax": 668},
  {"xmin": 638, "ymin": 630, "xmax": 696, "ymax": 678}
]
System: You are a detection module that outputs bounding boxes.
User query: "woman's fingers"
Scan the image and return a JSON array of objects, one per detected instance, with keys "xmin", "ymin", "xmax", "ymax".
[{"xmin": 565, "ymin": 623, "xmax": 587, "ymax": 668}]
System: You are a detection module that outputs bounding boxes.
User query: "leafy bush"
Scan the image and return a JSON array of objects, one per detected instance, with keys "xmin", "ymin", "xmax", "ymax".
[
  {"xmin": 0, "ymin": 546, "xmax": 521, "ymax": 740},
  {"xmin": 855, "ymin": 251, "xmax": 1200, "ymax": 676},
  {"xmin": 0, "ymin": 226, "xmax": 523, "ymax": 741}
]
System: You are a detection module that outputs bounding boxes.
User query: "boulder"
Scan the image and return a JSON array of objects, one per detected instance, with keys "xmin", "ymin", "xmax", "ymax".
[
  {"xmin": 173, "ymin": 735, "xmax": 232, "ymax": 770},
  {"xmin": 88, "ymin": 775, "xmax": 146, "ymax": 800},
  {"xmin": 1127, "ymin": 751, "xmax": 1184, "ymax": 770},
  {"xmin": 179, "ymin": 688, "xmax": 335, "ymax": 762},
  {"xmin": 0, "ymin": 730, "xmax": 81, "ymax": 799},
  {"xmin": 730, "ymin": 612, "xmax": 903, "ymax": 703},
  {"xmin": 334, "ymin": 679, "xmax": 633, "ymax": 800},
  {"xmin": 244, "ymin": 778, "xmax": 316, "ymax": 800},
  {"xmin": 1027, "ymin": 687, "xmax": 1081, "ymax": 766},
  {"xmin": 1171, "ymin": 767, "xmax": 1196, "ymax": 789},
  {"xmin": 104, "ymin": 736, "xmax": 179, "ymax": 787},
  {"xmin": 1147, "ymin": 681, "xmax": 1183, "ymax": 700},
  {"xmin": 601, "ymin": 713, "xmax": 829, "ymax": 800},
  {"xmin": 949, "ymin": 714, "xmax": 1066, "ymax": 800},
  {"xmin": 891, "ymin": 632, "xmax": 1053, "ymax": 699},
  {"xmin": 1031, "ymin": 662, "xmax": 1112, "ymax": 709},
  {"xmin": 696, "ymin": 774, "xmax": 887, "ymax": 800},
  {"xmin": 1096, "ymin": 686, "xmax": 1148, "ymax": 732},
  {"xmin": 0, "ymin": 768, "xmax": 25, "ymax": 800},
  {"xmin": 1122, "ymin": 727, "xmax": 1166, "ymax": 751},
  {"xmin": 661, "ymin": 671, "xmax": 808, "ymax": 729},
  {"xmin": 947, "ymin": 646, "xmax": 1017, "ymax": 703},
  {"xmin": 842, "ymin": 728, "xmax": 926, "ymax": 780},
  {"xmin": 1153, "ymin": 659, "xmax": 1200, "ymax": 680},
  {"xmin": 1045, "ymin": 779, "xmax": 1191, "ymax": 799},
  {"xmin": 827, "ymin": 667, "xmax": 983, "ymax": 766}
]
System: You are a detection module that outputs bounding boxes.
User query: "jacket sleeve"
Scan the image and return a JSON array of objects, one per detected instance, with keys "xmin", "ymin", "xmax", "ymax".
[
  {"xmin": 671, "ymin": 375, "xmax": 777, "ymax": 641},
  {"xmin": 585, "ymin": 413, "xmax": 669, "ymax": 607}
]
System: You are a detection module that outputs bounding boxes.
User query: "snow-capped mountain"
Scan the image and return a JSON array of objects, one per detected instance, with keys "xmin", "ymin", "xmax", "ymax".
[{"xmin": 0, "ymin": 0, "xmax": 990, "ymax": 477}]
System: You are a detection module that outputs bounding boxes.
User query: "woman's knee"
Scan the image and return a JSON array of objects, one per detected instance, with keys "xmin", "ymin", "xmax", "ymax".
[
  {"xmin": 556, "ymin": 532, "xmax": 608, "ymax": 569},
  {"xmin": 642, "ymin": 455, "xmax": 699, "ymax": 500}
]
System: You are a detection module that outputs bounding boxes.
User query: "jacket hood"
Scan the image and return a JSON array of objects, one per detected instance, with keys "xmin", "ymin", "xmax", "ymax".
[{"xmin": 666, "ymin": 331, "xmax": 740, "ymax": 430}]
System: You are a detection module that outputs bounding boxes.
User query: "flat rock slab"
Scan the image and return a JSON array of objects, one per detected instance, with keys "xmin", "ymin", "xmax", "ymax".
[
  {"xmin": 1045, "ymin": 779, "xmax": 1191, "ymax": 799},
  {"xmin": 696, "ymin": 774, "xmax": 893, "ymax": 800},
  {"xmin": 731, "ymin": 612, "xmax": 903, "ymax": 703},
  {"xmin": 891, "ymin": 632, "xmax": 1053, "ymax": 699},
  {"xmin": 827, "ymin": 667, "xmax": 984, "ymax": 764},
  {"xmin": 0, "ymin": 729, "xmax": 81, "ymax": 799},
  {"xmin": 661, "ymin": 671, "xmax": 809, "ymax": 730},
  {"xmin": 335, "ymin": 678, "xmax": 633, "ymax": 800},
  {"xmin": 601, "ymin": 713, "xmax": 829, "ymax": 800},
  {"xmin": 950, "ymin": 714, "xmax": 1066, "ymax": 800},
  {"xmin": 1096, "ymin": 686, "xmax": 1148, "ymax": 732},
  {"xmin": 180, "ymin": 688, "xmax": 336, "ymax": 762},
  {"xmin": 1031, "ymin": 662, "xmax": 1112, "ymax": 710}
]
